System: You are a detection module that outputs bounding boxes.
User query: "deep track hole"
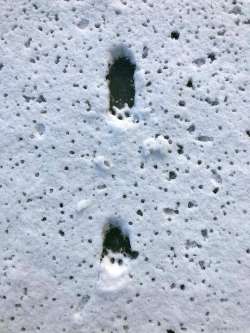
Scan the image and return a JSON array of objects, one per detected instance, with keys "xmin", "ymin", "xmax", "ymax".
[
  {"xmin": 101, "ymin": 222, "xmax": 139, "ymax": 260},
  {"xmin": 106, "ymin": 53, "xmax": 136, "ymax": 115}
]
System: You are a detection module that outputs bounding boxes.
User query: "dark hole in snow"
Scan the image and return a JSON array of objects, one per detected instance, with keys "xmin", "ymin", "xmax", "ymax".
[
  {"xmin": 201, "ymin": 229, "xmax": 208, "ymax": 238},
  {"xmin": 177, "ymin": 144, "xmax": 184, "ymax": 154},
  {"xmin": 106, "ymin": 56, "xmax": 136, "ymax": 113},
  {"xmin": 101, "ymin": 222, "xmax": 139, "ymax": 260},
  {"xmin": 208, "ymin": 52, "xmax": 216, "ymax": 62},
  {"xmin": 213, "ymin": 187, "xmax": 219, "ymax": 194},
  {"xmin": 178, "ymin": 100, "xmax": 186, "ymax": 107},
  {"xmin": 169, "ymin": 171, "xmax": 177, "ymax": 180},
  {"xmin": 142, "ymin": 46, "xmax": 149, "ymax": 58},
  {"xmin": 58, "ymin": 229, "xmax": 64, "ymax": 236},
  {"xmin": 37, "ymin": 94, "xmax": 46, "ymax": 103},
  {"xmin": 187, "ymin": 124, "xmax": 195, "ymax": 133},
  {"xmin": 170, "ymin": 31, "xmax": 180, "ymax": 39},
  {"xmin": 188, "ymin": 200, "xmax": 198, "ymax": 208},
  {"xmin": 186, "ymin": 78, "xmax": 193, "ymax": 88}
]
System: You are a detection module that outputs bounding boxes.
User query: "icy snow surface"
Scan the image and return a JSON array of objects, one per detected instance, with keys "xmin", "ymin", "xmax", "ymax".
[{"xmin": 0, "ymin": 0, "xmax": 250, "ymax": 332}]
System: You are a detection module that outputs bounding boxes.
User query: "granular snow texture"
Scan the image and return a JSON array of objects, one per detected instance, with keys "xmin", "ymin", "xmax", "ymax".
[{"xmin": 0, "ymin": 0, "xmax": 250, "ymax": 332}]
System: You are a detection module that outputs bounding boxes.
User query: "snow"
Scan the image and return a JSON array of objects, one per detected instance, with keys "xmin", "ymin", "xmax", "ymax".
[
  {"xmin": 0, "ymin": 0, "xmax": 250, "ymax": 332},
  {"xmin": 76, "ymin": 199, "xmax": 92, "ymax": 212}
]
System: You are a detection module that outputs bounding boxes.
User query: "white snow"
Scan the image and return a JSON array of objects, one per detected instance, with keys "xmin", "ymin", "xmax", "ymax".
[
  {"xmin": 0, "ymin": 0, "xmax": 250, "ymax": 332},
  {"xmin": 76, "ymin": 199, "xmax": 92, "ymax": 212}
]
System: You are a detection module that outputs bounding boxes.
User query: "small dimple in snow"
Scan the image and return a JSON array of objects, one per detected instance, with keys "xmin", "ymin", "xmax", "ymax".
[
  {"xmin": 196, "ymin": 135, "xmax": 214, "ymax": 142},
  {"xmin": 77, "ymin": 18, "xmax": 89, "ymax": 29},
  {"xmin": 193, "ymin": 57, "xmax": 206, "ymax": 67},
  {"xmin": 35, "ymin": 123, "xmax": 45, "ymax": 136}
]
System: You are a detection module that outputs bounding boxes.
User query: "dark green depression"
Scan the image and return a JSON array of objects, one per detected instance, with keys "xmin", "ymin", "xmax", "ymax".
[
  {"xmin": 107, "ymin": 57, "xmax": 136, "ymax": 112},
  {"xmin": 102, "ymin": 224, "xmax": 139, "ymax": 260}
]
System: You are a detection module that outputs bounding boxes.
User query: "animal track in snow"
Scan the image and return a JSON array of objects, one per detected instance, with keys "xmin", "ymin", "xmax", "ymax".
[
  {"xmin": 99, "ymin": 218, "xmax": 138, "ymax": 291},
  {"xmin": 106, "ymin": 46, "xmax": 136, "ymax": 121}
]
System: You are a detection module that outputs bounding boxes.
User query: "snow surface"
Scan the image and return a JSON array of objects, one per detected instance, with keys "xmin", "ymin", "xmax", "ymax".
[{"xmin": 0, "ymin": 0, "xmax": 250, "ymax": 332}]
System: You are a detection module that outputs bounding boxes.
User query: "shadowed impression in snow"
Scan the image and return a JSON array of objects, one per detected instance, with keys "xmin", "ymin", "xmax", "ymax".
[
  {"xmin": 101, "ymin": 220, "xmax": 139, "ymax": 260},
  {"xmin": 106, "ymin": 52, "xmax": 136, "ymax": 119}
]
